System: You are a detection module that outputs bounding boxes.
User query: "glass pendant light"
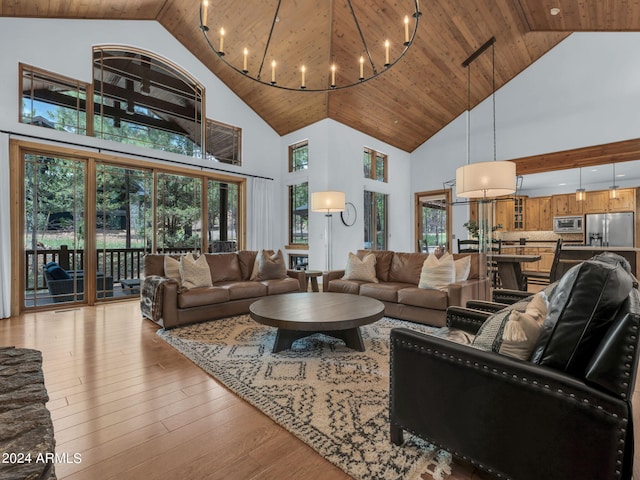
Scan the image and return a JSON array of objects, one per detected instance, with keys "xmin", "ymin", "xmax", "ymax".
[
  {"xmin": 575, "ymin": 167, "xmax": 585, "ymax": 201},
  {"xmin": 609, "ymin": 163, "xmax": 619, "ymax": 199}
]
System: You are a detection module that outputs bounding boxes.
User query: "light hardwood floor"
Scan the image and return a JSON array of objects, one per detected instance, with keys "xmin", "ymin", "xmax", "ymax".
[{"xmin": 1, "ymin": 300, "xmax": 637, "ymax": 480}]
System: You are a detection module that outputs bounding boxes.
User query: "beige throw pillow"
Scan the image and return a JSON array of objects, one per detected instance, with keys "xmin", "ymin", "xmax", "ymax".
[
  {"xmin": 454, "ymin": 255, "xmax": 471, "ymax": 282},
  {"xmin": 342, "ymin": 252, "xmax": 378, "ymax": 283},
  {"xmin": 499, "ymin": 291, "xmax": 549, "ymax": 360},
  {"xmin": 254, "ymin": 249, "xmax": 287, "ymax": 281},
  {"xmin": 164, "ymin": 254, "xmax": 184, "ymax": 282},
  {"xmin": 419, "ymin": 253, "xmax": 455, "ymax": 290},
  {"xmin": 179, "ymin": 254, "xmax": 213, "ymax": 289},
  {"xmin": 498, "ymin": 311, "xmax": 544, "ymax": 360}
]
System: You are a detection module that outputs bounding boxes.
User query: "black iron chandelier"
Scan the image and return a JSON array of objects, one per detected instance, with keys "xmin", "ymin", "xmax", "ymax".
[{"xmin": 199, "ymin": 0, "xmax": 421, "ymax": 92}]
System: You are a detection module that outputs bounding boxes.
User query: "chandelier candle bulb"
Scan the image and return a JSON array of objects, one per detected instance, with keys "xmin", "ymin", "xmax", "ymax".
[
  {"xmin": 201, "ymin": 0, "xmax": 208, "ymax": 29},
  {"xmin": 271, "ymin": 60, "xmax": 276, "ymax": 84},
  {"xmin": 219, "ymin": 28, "xmax": 225, "ymax": 54},
  {"xmin": 331, "ymin": 64, "xmax": 336, "ymax": 87},
  {"xmin": 404, "ymin": 16, "xmax": 409, "ymax": 44},
  {"xmin": 301, "ymin": 65, "xmax": 306, "ymax": 88},
  {"xmin": 385, "ymin": 40, "xmax": 390, "ymax": 66},
  {"xmin": 359, "ymin": 56, "xmax": 364, "ymax": 80},
  {"xmin": 243, "ymin": 48, "xmax": 248, "ymax": 72}
]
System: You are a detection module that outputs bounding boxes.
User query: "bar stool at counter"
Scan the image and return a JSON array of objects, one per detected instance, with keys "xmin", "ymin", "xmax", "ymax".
[{"xmin": 521, "ymin": 238, "xmax": 563, "ymax": 288}]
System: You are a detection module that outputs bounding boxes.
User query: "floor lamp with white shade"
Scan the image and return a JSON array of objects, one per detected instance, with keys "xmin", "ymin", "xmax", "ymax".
[{"xmin": 311, "ymin": 191, "xmax": 345, "ymax": 271}]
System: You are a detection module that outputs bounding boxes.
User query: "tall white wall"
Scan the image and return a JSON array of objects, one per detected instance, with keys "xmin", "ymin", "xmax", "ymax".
[
  {"xmin": 0, "ymin": 17, "xmax": 282, "ymax": 254},
  {"xmin": 411, "ymin": 32, "xmax": 640, "ymax": 245},
  {"xmin": 281, "ymin": 119, "xmax": 411, "ymax": 271}
]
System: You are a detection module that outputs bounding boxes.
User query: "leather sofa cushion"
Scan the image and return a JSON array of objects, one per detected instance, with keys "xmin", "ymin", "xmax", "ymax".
[
  {"xmin": 260, "ymin": 278, "xmax": 300, "ymax": 295},
  {"xmin": 178, "ymin": 287, "xmax": 229, "ymax": 309},
  {"xmin": 216, "ymin": 281, "xmax": 267, "ymax": 300},
  {"xmin": 397, "ymin": 287, "xmax": 448, "ymax": 310},
  {"xmin": 360, "ymin": 282, "xmax": 411, "ymax": 303},
  {"xmin": 327, "ymin": 279, "xmax": 366, "ymax": 295},
  {"xmin": 357, "ymin": 250, "xmax": 394, "ymax": 282},
  {"xmin": 207, "ymin": 253, "xmax": 242, "ymax": 283},
  {"xmin": 530, "ymin": 255, "xmax": 634, "ymax": 376},
  {"xmin": 144, "ymin": 254, "xmax": 168, "ymax": 277},
  {"xmin": 237, "ymin": 250, "xmax": 258, "ymax": 280},
  {"xmin": 388, "ymin": 252, "xmax": 428, "ymax": 285}
]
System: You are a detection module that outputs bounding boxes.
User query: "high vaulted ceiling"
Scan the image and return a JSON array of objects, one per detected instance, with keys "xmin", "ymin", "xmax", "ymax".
[{"xmin": 2, "ymin": 1, "xmax": 640, "ymax": 152}]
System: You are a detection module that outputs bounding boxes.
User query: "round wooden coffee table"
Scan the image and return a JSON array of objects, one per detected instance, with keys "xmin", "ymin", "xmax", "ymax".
[{"xmin": 249, "ymin": 292, "xmax": 385, "ymax": 353}]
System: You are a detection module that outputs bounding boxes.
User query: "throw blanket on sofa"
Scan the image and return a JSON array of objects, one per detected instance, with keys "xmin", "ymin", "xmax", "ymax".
[{"xmin": 140, "ymin": 275, "xmax": 175, "ymax": 323}]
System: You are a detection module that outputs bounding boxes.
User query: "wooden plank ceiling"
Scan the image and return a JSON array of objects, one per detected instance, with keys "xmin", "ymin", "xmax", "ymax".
[{"xmin": 2, "ymin": 1, "xmax": 640, "ymax": 152}]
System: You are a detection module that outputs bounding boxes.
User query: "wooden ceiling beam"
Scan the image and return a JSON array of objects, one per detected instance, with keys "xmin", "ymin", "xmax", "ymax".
[{"xmin": 510, "ymin": 138, "xmax": 640, "ymax": 176}]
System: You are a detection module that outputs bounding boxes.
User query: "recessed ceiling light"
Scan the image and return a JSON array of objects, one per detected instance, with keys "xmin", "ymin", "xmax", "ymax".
[
  {"xmin": 558, "ymin": 182, "xmax": 567, "ymax": 186},
  {"xmin": 550, "ymin": 7, "xmax": 561, "ymax": 16},
  {"xmin": 591, "ymin": 168, "xmax": 598, "ymax": 172},
  {"xmin": 616, "ymin": 173, "xmax": 625, "ymax": 177}
]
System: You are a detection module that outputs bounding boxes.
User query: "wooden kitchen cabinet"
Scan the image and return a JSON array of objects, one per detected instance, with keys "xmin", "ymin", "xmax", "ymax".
[
  {"xmin": 494, "ymin": 197, "xmax": 513, "ymax": 231},
  {"xmin": 585, "ymin": 188, "xmax": 635, "ymax": 213},
  {"xmin": 526, "ymin": 196, "xmax": 552, "ymax": 231},
  {"xmin": 525, "ymin": 198, "xmax": 539, "ymax": 230},
  {"xmin": 585, "ymin": 190, "xmax": 609, "ymax": 213},
  {"xmin": 520, "ymin": 246, "xmax": 554, "ymax": 273},
  {"xmin": 538, "ymin": 197, "xmax": 553, "ymax": 230},
  {"xmin": 538, "ymin": 248, "xmax": 555, "ymax": 272},
  {"xmin": 522, "ymin": 247, "xmax": 541, "ymax": 271},
  {"xmin": 513, "ymin": 196, "xmax": 525, "ymax": 230},
  {"xmin": 608, "ymin": 188, "xmax": 636, "ymax": 212},
  {"xmin": 551, "ymin": 193, "xmax": 584, "ymax": 216}
]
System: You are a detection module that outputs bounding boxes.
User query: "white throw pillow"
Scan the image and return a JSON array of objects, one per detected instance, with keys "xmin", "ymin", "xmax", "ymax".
[
  {"xmin": 179, "ymin": 254, "xmax": 213, "ymax": 289},
  {"xmin": 419, "ymin": 253, "xmax": 455, "ymax": 291},
  {"xmin": 342, "ymin": 252, "xmax": 378, "ymax": 283},
  {"xmin": 454, "ymin": 255, "xmax": 471, "ymax": 282}
]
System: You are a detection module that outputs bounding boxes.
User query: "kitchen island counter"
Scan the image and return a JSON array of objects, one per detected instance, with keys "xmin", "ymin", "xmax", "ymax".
[{"xmin": 556, "ymin": 246, "xmax": 639, "ymax": 279}]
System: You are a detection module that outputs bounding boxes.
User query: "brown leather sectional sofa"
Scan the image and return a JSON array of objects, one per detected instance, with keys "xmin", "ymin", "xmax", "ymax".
[
  {"xmin": 142, "ymin": 251, "xmax": 306, "ymax": 329},
  {"xmin": 323, "ymin": 250, "xmax": 490, "ymax": 327}
]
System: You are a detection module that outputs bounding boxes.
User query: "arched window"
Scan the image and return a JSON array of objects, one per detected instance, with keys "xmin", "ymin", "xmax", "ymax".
[{"xmin": 93, "ymin": 46, "xmax": 204, "ymax": 157}]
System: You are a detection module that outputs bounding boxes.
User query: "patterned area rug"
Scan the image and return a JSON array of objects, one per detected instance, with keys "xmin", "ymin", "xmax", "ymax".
[{"xmin": 157, "ymin": 315, "xmax": 452, "ymax": 480}]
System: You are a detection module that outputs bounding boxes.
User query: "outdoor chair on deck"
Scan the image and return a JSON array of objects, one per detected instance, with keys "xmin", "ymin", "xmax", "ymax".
[{"xmin": 43, "ymin": 262, "xmax": 113, "ymax": 302}]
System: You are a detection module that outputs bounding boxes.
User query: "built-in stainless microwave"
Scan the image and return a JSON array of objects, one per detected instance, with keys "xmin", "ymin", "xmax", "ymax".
[{"xmin": 553, "ymin": 215, "xmax": 584, "ymax": 233}]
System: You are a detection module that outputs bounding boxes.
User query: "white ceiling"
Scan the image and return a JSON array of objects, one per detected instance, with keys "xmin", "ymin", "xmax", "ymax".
[{"xmin": 517, "ymin": 160, "xmax": 640, "ymax": 195}]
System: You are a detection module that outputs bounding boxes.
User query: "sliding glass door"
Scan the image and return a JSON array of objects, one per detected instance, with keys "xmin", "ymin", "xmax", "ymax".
[
  {"xmin": 24, "ymin": 153, "xmax": 85, "ymax": 307},
  {"xmin": 16, "ymin": 142, "xmax": 245, "ymax": 312},
  {"xmin": 156, "ymin": 172, "xmax": 203, "ymax": 253},
  {"xmin": 96, "ymin": 164, "xmax": 153, "ymax": 298}
]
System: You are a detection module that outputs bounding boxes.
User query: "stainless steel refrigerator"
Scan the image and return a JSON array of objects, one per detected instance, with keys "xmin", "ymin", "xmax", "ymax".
[{"xmin": 585, "ymin": 212, "xmax": 635, "ymax": 247}]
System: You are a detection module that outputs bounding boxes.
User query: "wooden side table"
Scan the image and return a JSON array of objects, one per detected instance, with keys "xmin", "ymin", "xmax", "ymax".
[{"xmin": 304, "ymin": 270, "xmax": 323, "ymax": 292}]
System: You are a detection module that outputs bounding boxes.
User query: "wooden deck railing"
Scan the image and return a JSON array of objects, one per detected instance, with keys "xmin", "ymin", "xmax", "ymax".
[
  {"xmin": 25, "ymin": 246, "xmax": 149, "ymax": 291},
  {"xmin": 25, "ymin": 244, "xmax": 235, "ymax": 291}
]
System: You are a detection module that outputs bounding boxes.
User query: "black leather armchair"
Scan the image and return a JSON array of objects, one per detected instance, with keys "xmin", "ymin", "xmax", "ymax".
[{"xmin": 390, "ymin": 255, "xmax": 639, "ymax": 480}]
